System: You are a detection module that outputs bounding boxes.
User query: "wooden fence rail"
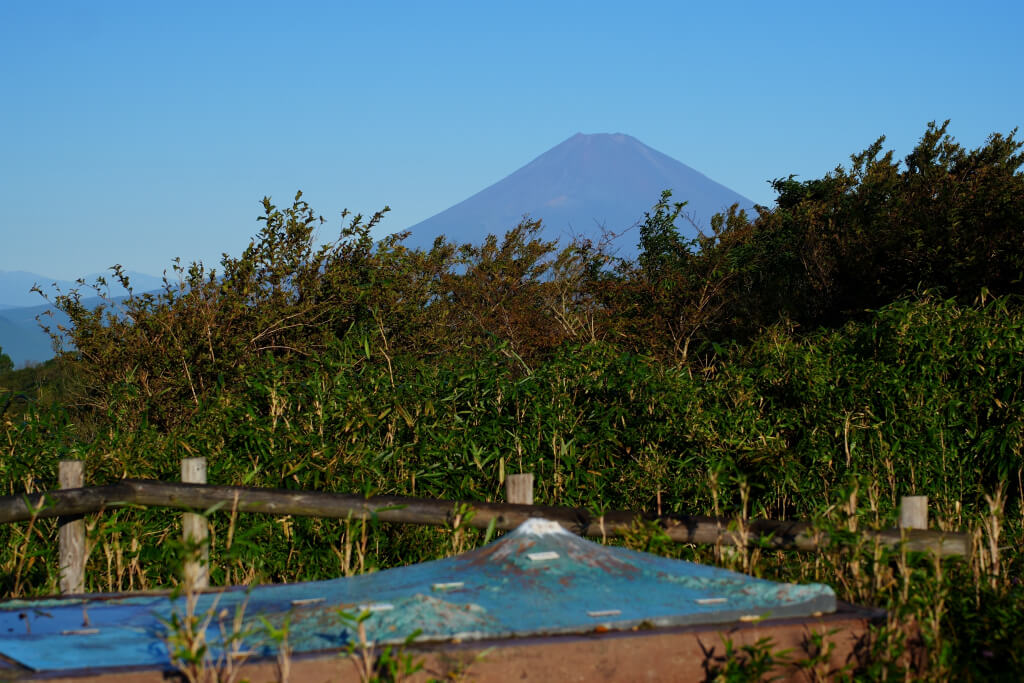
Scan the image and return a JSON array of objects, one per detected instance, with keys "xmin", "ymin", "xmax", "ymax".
[{"xmin": 1, "ymin": 462, "xmax": 968, "ymax": 596}]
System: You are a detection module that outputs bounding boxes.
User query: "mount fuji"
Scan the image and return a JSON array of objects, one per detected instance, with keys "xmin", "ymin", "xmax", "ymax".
[{"xmin": 403, "ymin": 133, "xmax": 756, "ymax": 256}]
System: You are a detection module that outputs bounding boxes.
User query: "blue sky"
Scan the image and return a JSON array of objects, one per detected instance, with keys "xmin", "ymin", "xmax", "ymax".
[{"xmin": 1, "ymin": 0, "xmax": 1021, "ymax": 280}]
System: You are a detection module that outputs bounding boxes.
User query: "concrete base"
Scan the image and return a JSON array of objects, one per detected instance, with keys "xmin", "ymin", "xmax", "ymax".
[{"xmin": 4, "ymin": 602, "xmax": 889, "ymax": 682}]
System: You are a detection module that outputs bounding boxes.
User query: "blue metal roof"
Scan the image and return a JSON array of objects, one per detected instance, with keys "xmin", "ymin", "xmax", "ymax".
[{"xmin": 0, "ymin": 519, "xmax": 835, "ymax": 673}]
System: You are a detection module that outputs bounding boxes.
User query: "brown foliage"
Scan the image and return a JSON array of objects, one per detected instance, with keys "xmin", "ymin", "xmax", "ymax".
[{"xmin": 36, "ymin": 122, "xmax": 1024, "ymax": 429}]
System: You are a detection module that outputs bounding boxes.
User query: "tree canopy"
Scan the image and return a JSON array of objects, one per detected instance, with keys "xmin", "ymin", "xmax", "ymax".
[
  {"xmin": 0, "ymin": 346, "xmax": 12, "ymax": 375},
  {"xmin": 24, "ymin": 121, "xmax": 1023, "ymax": 429}
]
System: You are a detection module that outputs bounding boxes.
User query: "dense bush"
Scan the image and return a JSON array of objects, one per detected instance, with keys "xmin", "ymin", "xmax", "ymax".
[
  {"xmin": 3, "ymin": 121, "xmax": 1023, "ymax": 677},
  {"xmin": 732, "ymin": 120, "xmax": 1024, "ymax": 331}
]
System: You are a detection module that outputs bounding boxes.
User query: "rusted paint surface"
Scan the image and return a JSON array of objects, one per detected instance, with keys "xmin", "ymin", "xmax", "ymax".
[
  {"xmin": 0, "ymin": 518, "xmax": 835, "ymax": 674},
  {"xmin": 8, "ymin": 604, "xmax": 888, "ymax": 682}
]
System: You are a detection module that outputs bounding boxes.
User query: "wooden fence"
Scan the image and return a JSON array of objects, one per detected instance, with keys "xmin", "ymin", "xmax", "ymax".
[{"xmin": 0, "ymin": 459, "xmax": 969, "ymax": 595}]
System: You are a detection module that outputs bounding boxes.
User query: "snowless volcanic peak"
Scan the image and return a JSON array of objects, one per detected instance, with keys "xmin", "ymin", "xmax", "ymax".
[
  {"xmin": 0, "ymin": 517, "xmax": 835, "ymax": 673},
  {"xmin": 404, "ymin": 133, "xmax": 755, "ymax": 256}
]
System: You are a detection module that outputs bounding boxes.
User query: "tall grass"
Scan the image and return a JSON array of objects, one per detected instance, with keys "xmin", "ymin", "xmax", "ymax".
[{"xmin": 1, "ymin": 294, "xmax": 1022, "ymax": 678}]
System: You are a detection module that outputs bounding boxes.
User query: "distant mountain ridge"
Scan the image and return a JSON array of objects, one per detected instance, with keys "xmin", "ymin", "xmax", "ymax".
[
  {"xmin": 2, "ymin": 135, "xmax": 752, "ymax": 364},
  {"xmin": 0, "ymin": 308, "xmax": 53, "ymax": 367},
  {"xmin": 404, "ymin": 133, "xmax": 755, "ymax": 255},
  {"xmin": 0, "ymin": 270, "xmax": 163, "ymax": 308},
  {"xmin": 0, "ymin": 270, "xmax": 163, "ymax": 366}
]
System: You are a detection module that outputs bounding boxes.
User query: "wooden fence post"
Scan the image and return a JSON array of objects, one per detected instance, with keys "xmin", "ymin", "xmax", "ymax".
[
  {"xmin": 506, "ymin": 473, "xmax": 534, "ymax": 505},
  {"xmin": 899, "ymin": 495, "xmax": 929, "ymax": 530},
  {"xmin": 181, "ymin": 457, "xmax": 209, "ymax": 589},
  {"xmin": 58, "ymin": 460, "xmax": 85, "ymax": 595}
]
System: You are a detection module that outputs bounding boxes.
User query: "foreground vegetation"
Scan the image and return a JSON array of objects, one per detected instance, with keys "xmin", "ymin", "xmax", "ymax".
[{"xmin": 2, "ymin": 121, "xmax": 1023, "ymax": 679}]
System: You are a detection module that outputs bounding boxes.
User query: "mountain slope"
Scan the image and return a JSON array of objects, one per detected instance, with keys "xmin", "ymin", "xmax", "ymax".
[
  {"xmin": 0, "ymin": 312, "xmax": 53, "ymax": 367},
  {"xmin": 0, "ymin": 298, "xmax": 110, "ymax": 366},
  {"xmin": 0, "ymin": 270, "xmax": 163, "ymax": 308},
  {"xmin": 404, "ymin": 133, "xmax": 755, "ymax": 255},
  {"xmin": 0, "ymin": 271, "xmax": 165, "ymax": 365}
]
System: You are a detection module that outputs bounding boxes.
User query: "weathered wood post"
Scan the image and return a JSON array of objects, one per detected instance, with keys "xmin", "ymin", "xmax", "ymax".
[
  {"xmin": 899, "ymin": 495, "xmax": 929, "ymax": 530},
  {"xmin": 181, "ymin": 457, "xmax": 209, "ymax": 589},
  {"xmin": 58, "ymin": 460, "xmax": 85, "ymax": 595},
  {"xmin": 506, "ymin": 473, "xmax": 534, "ymax": 505}
]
